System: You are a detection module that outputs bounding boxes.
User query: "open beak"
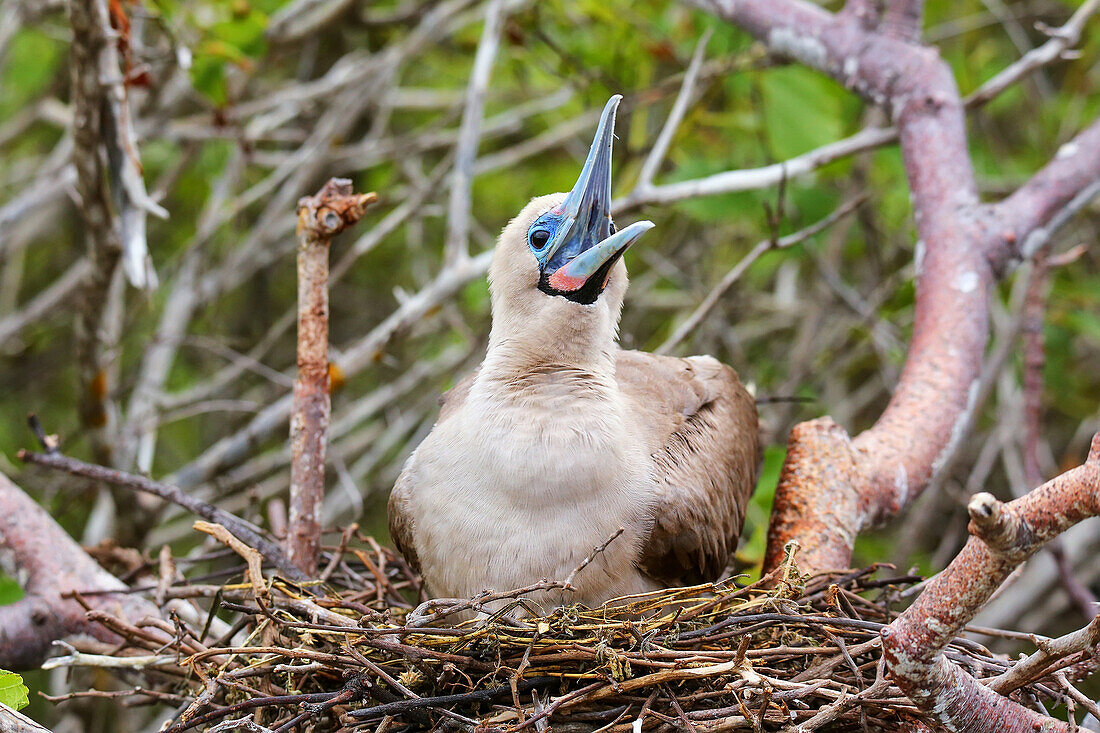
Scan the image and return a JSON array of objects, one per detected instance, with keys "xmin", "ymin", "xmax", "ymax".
[{"xmin": 539, "ymin": 95, "xmax": 654, "ymax": 302}]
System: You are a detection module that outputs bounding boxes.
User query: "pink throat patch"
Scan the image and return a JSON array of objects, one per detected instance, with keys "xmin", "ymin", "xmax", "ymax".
[{"xmin": 547, "ymin": 268, "xmax": 587, "ymax": 292}]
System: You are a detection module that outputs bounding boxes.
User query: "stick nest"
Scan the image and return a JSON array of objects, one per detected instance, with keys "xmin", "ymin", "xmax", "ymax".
[{"xmin": 66, "ymin": 529, "xmax": 1057, "ymax": 732}]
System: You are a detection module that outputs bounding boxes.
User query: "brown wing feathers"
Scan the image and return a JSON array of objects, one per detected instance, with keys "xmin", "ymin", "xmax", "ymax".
[{"xmin": 615, "ymin": 350, "xmax": 759, "ymax": 586}]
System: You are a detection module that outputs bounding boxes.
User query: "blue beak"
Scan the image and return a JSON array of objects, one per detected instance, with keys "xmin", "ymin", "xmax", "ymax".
[{"xmin": 539, "ymin": 95, "xmax": 654, "ymax": 302}]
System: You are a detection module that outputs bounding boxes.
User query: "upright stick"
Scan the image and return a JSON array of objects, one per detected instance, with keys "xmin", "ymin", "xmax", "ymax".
[{"xmin": 289, "ymin": 179, "xmax": 376, "ymax": 575}]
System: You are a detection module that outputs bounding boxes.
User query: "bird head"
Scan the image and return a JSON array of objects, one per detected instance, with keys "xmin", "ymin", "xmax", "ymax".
[{"xmin": 488, "ymin": 95, "xmax": 654, "ymax": 356}]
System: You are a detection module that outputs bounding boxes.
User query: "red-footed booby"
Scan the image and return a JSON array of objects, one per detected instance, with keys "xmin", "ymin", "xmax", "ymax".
[{"xmin": 389, "ymin": 95, "xmax": 758, "ymax": 612}]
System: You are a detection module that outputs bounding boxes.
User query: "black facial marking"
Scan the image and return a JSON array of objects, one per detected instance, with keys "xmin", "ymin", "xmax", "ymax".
[{"xmin": 536, "ymin": 251, "xmax": 622, "ymax": 306}]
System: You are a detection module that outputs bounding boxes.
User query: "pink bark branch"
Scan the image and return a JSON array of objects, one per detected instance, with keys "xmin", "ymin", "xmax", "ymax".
[
  {"xmin": 685, "ymin": 0, "xmax": 1100, "ymax": 574},
  {"xmin": 0, "ymin": 471, "xmax": 160, "ymax": 670},
  {"xmin": 880, "ymin": 434, "xmax": 1100, "ymax": 733},
  {"xmin": 288, "ymin": 179, "xmax": 375, "ymax": 575}
]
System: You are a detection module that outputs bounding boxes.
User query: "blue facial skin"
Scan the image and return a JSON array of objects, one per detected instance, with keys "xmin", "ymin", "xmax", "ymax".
[
  {"xmin": 526, "ymin": 95, "xmax": 639, "ymax": 305},
  {"xmin": 526, "ymin": 212, "xmax": 562, "ymax": 270},
  {"xmin": 527, "ymin": 211, "xmax": 616, "ymax": 275}
]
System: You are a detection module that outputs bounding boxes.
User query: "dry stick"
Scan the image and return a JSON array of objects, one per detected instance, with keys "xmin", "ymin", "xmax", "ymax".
[
  {"xmin": 0, "ymin": 258, "xmax": 92, "ymax": 348},
  {"xmin": 194, "ymin": 522, "xmax": 268, "ymax": 600},
  {"xmin": 880, "ymin": 434, "xmax": 1100, "ymax": 733},
  {"xmin": 444, "ymin": 0, "xmax": 505, "ymax": 265},
  {"xmin": 17, "ymin": 449, "xmax": 308, "ymax": 585},
  {"xmin": 288, "ymin": 179, "xmax": 376, "ymax": 575},
  {"xmin": 987, "ymin": 615, "xmax": 1100, "ymax": 694},
  {"xmin": 635, "ymin": 29, "xmax": 712, "ymax": 193}
]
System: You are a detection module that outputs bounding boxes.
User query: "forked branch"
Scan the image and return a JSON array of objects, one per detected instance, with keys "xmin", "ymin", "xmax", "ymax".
[
  {"xmin": 685, "ymin": 0, "xmax": 1100, "ymax": 574},
  {"xmin": 881, "ymin": 435, "xmax": 1100, "ymax": 733}
]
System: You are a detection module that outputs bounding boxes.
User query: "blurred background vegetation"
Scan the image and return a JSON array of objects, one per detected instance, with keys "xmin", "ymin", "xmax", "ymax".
[{"xmin": 0, "ymin": 1, "xmax": 1098, "ymax": 720}]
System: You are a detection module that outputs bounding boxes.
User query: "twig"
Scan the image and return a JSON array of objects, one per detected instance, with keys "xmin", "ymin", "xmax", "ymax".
[
  {"xmin": 193, "ymin": 521, "xmax": 268, "ymax": 600},
  {"xmin": 881, "ymin": 434, "xmax": 1100, "ymax": 733},
  {"xmin": 444, "ymin": 0, "xmax": 505, "ymax": 265},
  {"xmin": 635, "ymin": 29, "xmax": 712, "ymax": 191},
  {"xmin": 563, "ymin": 527, "xmax": 626, "ymax": 587},
  {"xmin": 288, "ymin": 178, "xmax": 376, "ymax": 575},
  {"xmin": 988, "ymin": 615, "xmax": 1100, "ymax": 694},
  {"xmin": 17, "ymin": 449, "xmax": 308, "ymax": 584}
]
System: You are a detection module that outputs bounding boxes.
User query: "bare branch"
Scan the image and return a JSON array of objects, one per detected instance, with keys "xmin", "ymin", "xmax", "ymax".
[
  {"xmin": 0, "ymin": 259, "xmax": 91, "ymax": 349},
  {"xmin": 266, "ymin": 0, "xmax": 355, "ymax": 43},
  {"xmin": 615, "ymin": 126, "xmax": 896, "ymax": 212},
  {"xmin": 656, "ymin": 196, "xmax": 866, "ymax": 355},
  {"xmin": 444, "ymin": 0, "xmax": 506, "ymax": 265},
  {"xmin": 288, "ymin": 179, "xmax": 375, "ymax": 574},
  {"xmin": 964, "ymin": 0, "xmax": 1100, "ymax": 108},
  {"xmin": 18, "ymin": 449, "xmax": 308, "ymax": 584},
  {"xmin": 880, "ymin": 435, "xmax": 1100, "ymax": 733},
  {"xmin": 987, "ymin": 615, "xmax": 1100, "ymax": 695},
  {"xmin": 0, "ymin": 471, "xmax": 161, "ymax": 670},
  {"xmin": 635, "ymin": 29, "xmax": 711, "ymax": 192}
]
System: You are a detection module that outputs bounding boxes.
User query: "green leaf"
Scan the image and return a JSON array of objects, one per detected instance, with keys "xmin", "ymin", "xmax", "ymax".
[
  {"xmin": 761, "ymin": 66, "xmax": 845, "ymax": 159},
  {"xmin": 0, "ymin": 572, "xmax": 21, "ymax": 605},
  {"xmin": 0, "ymin": 670, "xmax": 29, "ymax": 711}
]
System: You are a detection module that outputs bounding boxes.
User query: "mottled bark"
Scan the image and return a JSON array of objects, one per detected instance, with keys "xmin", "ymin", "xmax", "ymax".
[
  {"xmin": 0, "ymin": 471, "xmax": 160, "ymax": 670},
  {"xmin": 68, "ymin": 0, "xmax": 122, "ymax": 464},
  {"xmin": 881, "ymin": 435, "xmax": 1100, "ymax": 733},
  {"xmin": 686, "ymin": 1, "xmax": 1100, "ymax": 730},
  {"xmin": 683, "ymin": 0, "xmax": 1100, "ymax": 576},
  {"xmin": 288, "ymin": 179, "xmax": 375, "ymax": 574}
]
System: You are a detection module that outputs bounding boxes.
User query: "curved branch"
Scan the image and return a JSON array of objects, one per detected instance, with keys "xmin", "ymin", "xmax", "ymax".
[
  {"xmin": 881, "ymin": 435, "xmax": 1100, "ymax": 733},
  {"xmin": 0, "ymin": 472, "xmax": 160, "ymax": 670},
  {"xmin": 686, "ymin": 0, "xmax": 1100, "ymax": 574}
]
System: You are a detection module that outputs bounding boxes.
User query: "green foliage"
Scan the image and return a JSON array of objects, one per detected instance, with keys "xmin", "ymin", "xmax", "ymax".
[
  {"xmin": 150, "ymin": 0, "xmax": 282, "ymax": 106},
  {"xmin": 738, "ymin": 444, "xmax": 786, "ymax": 577},
  {"xmin": 0, "ymin": 573, "xmax": 20, "ymax": 606},
  {"xmin": 0, "ymin": 670, "xmax": 29, "ymax": 711},
  {"xmin": 761, "ymin": 66, "xmax": 846, "ymax": 159},
  {"xmin": 0, "ymin": 29, "xmax": 63, "ymax": 120}
]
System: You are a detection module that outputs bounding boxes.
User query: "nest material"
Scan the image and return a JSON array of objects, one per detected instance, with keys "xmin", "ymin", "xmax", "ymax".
[{"xmin": 66, "ymin": 530, "xmax": 1056, "ymax": 732}]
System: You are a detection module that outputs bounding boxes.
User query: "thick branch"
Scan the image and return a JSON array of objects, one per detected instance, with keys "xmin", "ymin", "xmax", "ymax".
[
  {"xmin": 880, "ymin": 435, "xmax": 1100, "ymax": 733},
  {"xmin": 0, "ymin": 471, "xmax": 160, "ymax": 670},
  {"xmin": 289, "ymin": 179, "xmax": 375, "ymax": 574},
  {"xmin": 69, "ymin": 0, "xmax": 123, "ymax": 463},
  {"xmin": 686, "ymin": 0, "xmax": 1100, "ymax": 574}
]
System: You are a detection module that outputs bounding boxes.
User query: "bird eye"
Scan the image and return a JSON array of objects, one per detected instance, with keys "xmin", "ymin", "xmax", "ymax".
[{"xmin": 529, "ymin": 229, "xmax": 551, "ymax": 250}]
